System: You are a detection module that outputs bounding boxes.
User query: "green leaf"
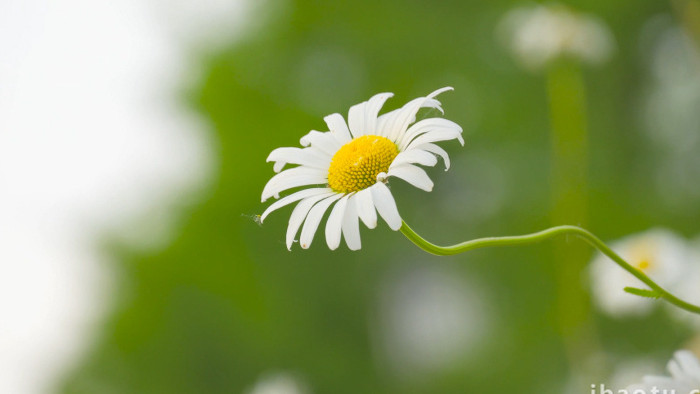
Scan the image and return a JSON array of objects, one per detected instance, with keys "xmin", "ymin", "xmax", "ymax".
[{"xmin": 624, "ymin": 287, "xmax": 661, "ymax": 299}]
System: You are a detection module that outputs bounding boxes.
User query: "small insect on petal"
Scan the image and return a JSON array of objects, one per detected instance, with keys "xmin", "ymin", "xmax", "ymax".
[{"xmin": 242, "ymin": 213, "xmax": 264, "ymax": 227}]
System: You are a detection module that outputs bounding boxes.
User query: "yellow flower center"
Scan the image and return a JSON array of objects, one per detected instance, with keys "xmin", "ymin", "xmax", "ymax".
[
  {"xmin": 328, "ymin": 135, "xmax": 399, "ymax": 193},
  {"xmin": 630, "ymin": 241, "xmax": 657, "ymax": 273}
]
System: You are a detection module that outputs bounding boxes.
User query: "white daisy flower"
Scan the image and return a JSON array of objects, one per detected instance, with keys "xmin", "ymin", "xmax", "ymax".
[
  {"xmin": 669, "ymin": 240, "xmax": 700, "ymax": 327},
  {"xmin": 626, "ymin": 351, "xmax": 700, "ymax": 393},
  {"xmin": 260, "ymin": 87, "xmax": 463, "ymax": 250},
  {"xmin": 499, "ymin": 4, "xmax": 615, "ymax": 71},
  {"xmin": 589, "ymin": 228, "xmax": 692, "ymax": 317},
  {"xmin": 373, "ymin": 265, "xmax": 489, "ymax": 378}
]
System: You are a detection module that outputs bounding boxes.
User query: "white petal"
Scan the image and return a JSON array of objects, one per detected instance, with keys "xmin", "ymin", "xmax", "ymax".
[
  {"xmin": 388, "ymin": 164, "xmax": 434, "ymax": 192},
  {"xmin": 285, "ymin": 192, "xmax": 335, "ymax": 250},
  {"xmin": 389, "ymin": 149, "xmax": 438, "ymax": 169},
  {"xmin": 363, "ymin": 92, "xmax": 394, "ymax": 135},
  {"xmin": 427, "ymin": 86, "xmax": 454, "ymax": 99},
  {"xmin": 300, "ymin": 130, "xmax": 342, "ymax": 155},
  {"xmin": 375, "ymin": 108, "xmax": 400, "ymax": 138},
  {"xmin": 341, "ymin": 197, "xmax": 361, "ymax": 250},
  {"xmin": 267, "ymin": 147, "xmax": 331, "ymax": 173},
  {"xmin": 404, "ymin": 128, "xmax": 464, "ymax": 151},
  {"xmin": 325, "ymin": 194, "xmax": 349, "ymax": 250},
  {"xmin": 261, "ymin": 167, "xmax": 327, "ymax": 201},
  {"xmin": 354, "ymin": 188, "xmax": 377, "ymax": 229},
  {"xmin": 397, "ymin": 117, "xmax": 462, "ymax": 150},
  {"xmin": 273, "ymin": 162, "xmax": 286, "ymax": 173},
  {"xmin": 668, "ymin": 359, "xmax": 683, "ymax": 380},
  {"xmin": 370, "ymin": 182, "xmax": 402, "ymax": 230},
  {"xmin": 376, "ymin": 87, "xmax": 453, "ymax": 140},
  {"xmin": 675, "ymin": 351, "xmax": 700, "ymax": 379},
  {"xmin": 347, "ymin": 102, "xmax": 366, "ymax": 138},
  {"xmin": 260, "ymin": 187, "xmax": 331, "ymax": 222},
  {"xmin": 348, "ymin": 93, "xmax": 394, "ymax": 138},
  {"xmin": 324, "ymin": 113, "xmax": 352, "ymax": 144},
  {"xmin": 299, "ymin": 194, "xmax": 343, "ymax": 249},
  {"xmin": 416, "ymin": 143, "xmax": 451, "ymax": 170},
  {"xmin": 382, "ymin": 97, "xmax": 442, "ymax": 143}
]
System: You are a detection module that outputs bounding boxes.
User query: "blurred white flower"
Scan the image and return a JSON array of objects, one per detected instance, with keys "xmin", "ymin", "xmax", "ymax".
[
  {"xmin": 607, "ymin": 358, "xmax": 662, "ymax": 393},
  {"xmin": 589, "ymin": 228, "xmax": 692, "ymax": 317},
  {"xmin": 245, "ymin": 371, "xmax": 310, "ymax": 394},
  {"xmin": 668, "ymin": 238, "xmax": 700, "ymax": 327},
  {"xmin": 499, "ymin": 4, "xmax": 614, "ymax": 71},
  {"xmin": 626, "ymin": 351, "xmax": 700, "ymax": 393},
  {"xmin": 372, "ymin": 265, "xmax": 490, "ymax": 379},
  {"xmin": 638, "ymin": 18, "xmax": 700, "ymax": 210}
]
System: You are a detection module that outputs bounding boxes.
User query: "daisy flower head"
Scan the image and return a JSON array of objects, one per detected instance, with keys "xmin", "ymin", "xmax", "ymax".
[
  {"xmin": 589, "ymin": 228, "xmax": 691, "ymax": 317},
  {"xmin": 626, "ymin": 351, "xmax": 700, "ymax": 393},
  {"xmin": 669, "ymin": 241, "xmax": 700, "ymax": 327},
  {"xmin": 499, "ymin": 4, "xmax": 615, "ymax": 71},
  {"xmin": 260, "ymin": 87, "xmax": 464, "ymax": 251}
]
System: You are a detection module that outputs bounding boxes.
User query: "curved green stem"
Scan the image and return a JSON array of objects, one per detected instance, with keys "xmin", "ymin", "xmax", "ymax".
[{"xmin": 400, "ymin": 221, "xmax": 700, "ymax": 315}]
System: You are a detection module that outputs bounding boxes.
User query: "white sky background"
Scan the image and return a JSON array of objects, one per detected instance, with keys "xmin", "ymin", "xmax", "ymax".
[{"xmin": 0, "ymin": 0, "xmax": 250, "ymax": 392}]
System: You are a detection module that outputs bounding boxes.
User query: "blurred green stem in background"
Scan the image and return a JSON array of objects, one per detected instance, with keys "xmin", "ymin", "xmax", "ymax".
[
  {"xmin": 671, "ymin": 0, "xmax": 700, "ymax": 51},
  {"xmin": 399, "ymin": 221, "xmax": 700, "ymax": 315},
  {"xmin": 546, "ymin": 60, "xmax": 592, "ymax": 367}
]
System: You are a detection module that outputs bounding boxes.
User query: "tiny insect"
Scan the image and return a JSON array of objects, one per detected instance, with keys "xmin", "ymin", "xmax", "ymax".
[{"xmin": 241, "ymin": 213, "xmax": 263, "ymax": 227}]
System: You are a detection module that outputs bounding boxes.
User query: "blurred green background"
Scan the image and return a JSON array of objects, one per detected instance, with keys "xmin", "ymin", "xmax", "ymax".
[{"xmin": 60, "ymin": 0, "xmax": 700, "ymax": 393}]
